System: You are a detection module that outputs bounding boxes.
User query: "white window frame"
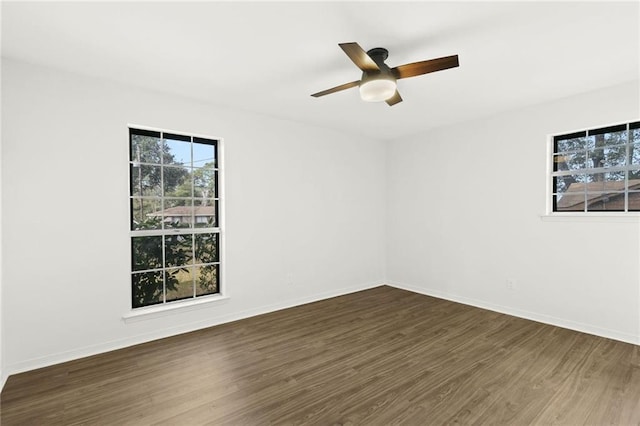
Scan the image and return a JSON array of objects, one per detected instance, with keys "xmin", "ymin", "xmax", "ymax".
[
  {"xmin": 125, "ymin": 125, "xmax": 226, "ymax": 319},
  {"xmin": 545, "ymin": 119, "xmax": 640, "ymax": 218}
]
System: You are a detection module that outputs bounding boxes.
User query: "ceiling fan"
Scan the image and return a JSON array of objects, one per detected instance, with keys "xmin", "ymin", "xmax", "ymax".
[{"xmin": 311, "ymin": 42, "xmax": 459, "ymax": 106}]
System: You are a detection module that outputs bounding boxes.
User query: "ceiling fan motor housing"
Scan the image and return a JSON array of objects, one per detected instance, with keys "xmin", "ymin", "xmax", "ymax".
[
  {"xmin": 359, "ymin": 77, "xmax": 396, "ymax": 102},
  {"xmin": 365, "ymin": 47, "xmax": 393, "ymax": 77},
  {"xmin": 359, "ymin": 47, "xmax": 397, "ymax": 102}
]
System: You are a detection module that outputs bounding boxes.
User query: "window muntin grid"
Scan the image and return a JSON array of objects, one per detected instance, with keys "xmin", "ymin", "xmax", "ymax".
[
  {"xmin": 551, "ymin": 121, "xmax": 640, "ymax": 213},
  {"xmin": 129, "ymin": 127, "xmax": 221, "ymax": 308}
]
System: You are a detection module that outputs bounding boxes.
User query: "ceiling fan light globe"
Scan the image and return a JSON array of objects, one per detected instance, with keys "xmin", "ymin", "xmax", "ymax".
[{"xmin": 359, "ymin": 78, "xmax": 396, "ymax": 102}]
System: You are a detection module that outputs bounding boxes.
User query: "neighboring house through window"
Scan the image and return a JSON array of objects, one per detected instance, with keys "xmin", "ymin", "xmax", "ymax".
[
  {"xmin": 551, "ymin": 121, "xmax": 640, "ymax": 212},
  {"xmin": 129, "ymin": 127, "xmax": 222, "ymax": 308}
]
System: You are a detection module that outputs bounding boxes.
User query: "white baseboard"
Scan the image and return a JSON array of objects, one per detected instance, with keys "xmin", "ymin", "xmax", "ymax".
[
  {"xmin": 0, "ymin": 369, "xmax": 6, "ymax": 393},
  {"xmin": 5, "ymin": 280, "xmax": 385, "ymax": 377},
  {"xmin": 387, "ymin": 281, "xmax": 640, "ymax": 346}
]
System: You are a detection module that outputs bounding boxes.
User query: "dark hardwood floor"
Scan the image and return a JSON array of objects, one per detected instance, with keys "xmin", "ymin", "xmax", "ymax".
[{"xmin": 2, "ymin": 286, "xmax": 640, "ymax": 425}]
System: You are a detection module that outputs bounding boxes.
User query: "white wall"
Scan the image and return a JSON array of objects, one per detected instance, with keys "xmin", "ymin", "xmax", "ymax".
[
  {"xmin": 0, "ymin": 58, "xmax": 4, "ymax": 390},
  {"xmin": 1, "ymin": 59, "xmax": 386, "ymax": 375},
  {"xmin": 3, "ymin": 56, "xmax": 638, "ymax": 382},
  {"xmin": 387, "ymin": 81, "xmax": 640, "ymax": 344}
]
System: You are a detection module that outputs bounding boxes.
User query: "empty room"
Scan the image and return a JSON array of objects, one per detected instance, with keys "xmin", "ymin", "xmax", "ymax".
[{"xmin": 1, "ymin": 1, "xmax": 639, "ymax": 424}]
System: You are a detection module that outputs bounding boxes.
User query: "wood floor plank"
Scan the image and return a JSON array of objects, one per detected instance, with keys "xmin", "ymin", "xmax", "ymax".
[{"xmin": 2, "ymin": 286, "xmax": 639, "ymax": 425}]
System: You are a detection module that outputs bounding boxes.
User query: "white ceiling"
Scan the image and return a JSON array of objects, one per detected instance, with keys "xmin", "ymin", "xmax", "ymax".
[{"xmin": 2, "ymin": 1, "xmax": 638, "ymax": 141}]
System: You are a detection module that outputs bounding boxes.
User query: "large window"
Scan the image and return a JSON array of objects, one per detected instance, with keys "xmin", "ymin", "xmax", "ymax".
[
  {"xmin": 129, "ymin": 127, "xmax": 222, "ymax": 308},
  {"xmin": 551, "ymin": 121, "xmax": 640, "ymax": 212}
]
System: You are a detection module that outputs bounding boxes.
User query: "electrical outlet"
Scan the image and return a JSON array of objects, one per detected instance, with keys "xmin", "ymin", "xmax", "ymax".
[
  {"xmin": 506, "ymin": 279, "xmax": 515, "ymax": 290},
  {"xmin": 286, "ymin": 272, "xmax": 294, "ymax": 286}
]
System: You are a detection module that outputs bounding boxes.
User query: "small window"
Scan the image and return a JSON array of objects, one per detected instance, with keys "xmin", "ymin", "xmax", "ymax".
[
  {"xmin": 129, "ymin": 127, "xmax": 222, "ymax": 308},
  {"xmin": 551, "ymin": 121, "xmax": 640, "ymax": 212}
]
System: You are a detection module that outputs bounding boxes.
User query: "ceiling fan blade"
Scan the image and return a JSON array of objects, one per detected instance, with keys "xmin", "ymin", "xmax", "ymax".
[
  {"xmin": 339, "ymin": 42, "xmax": 380, "ymax": 72},
  {"xmin": 386, "ymin": 90, "xmax": 403, "ymax": 106},
  {"xmin": 311, "ymin": 80, "xmax": 360, "ymax": 98},
  {"xmin": 392, "ymin": 55, "xmax": 459, "ymax": 80}
]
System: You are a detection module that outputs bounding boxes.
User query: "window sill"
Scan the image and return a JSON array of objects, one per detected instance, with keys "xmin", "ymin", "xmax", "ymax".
[
  {"xmin": 540, "ymin": 213, "xmax": 640, "ymax": 223},
  {"xmin": 122, "ymin": 294, "xmax": 229, "ymax": 323}
]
